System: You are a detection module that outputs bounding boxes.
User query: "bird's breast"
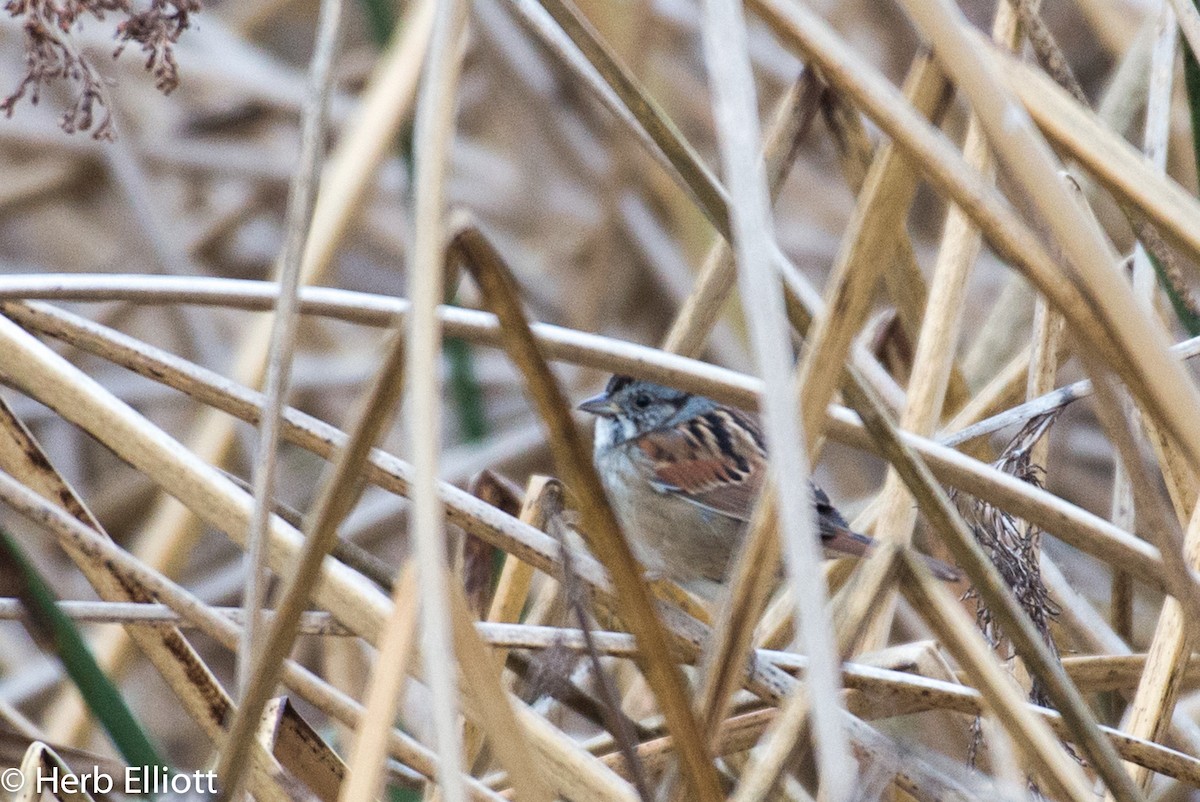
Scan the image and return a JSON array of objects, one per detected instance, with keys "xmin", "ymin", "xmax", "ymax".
[{"xmin": 595, "ymin": 441, "xmax": 743, "ymax": 588}]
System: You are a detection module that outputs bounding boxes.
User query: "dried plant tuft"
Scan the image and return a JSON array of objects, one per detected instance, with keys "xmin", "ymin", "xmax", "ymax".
[
  {"xmin": 957, "ymin": 411, "xmax": 1064, "ymax": 779},
  {"xmin": 1, "ymin": 0, "xmax": 201, "ymax": 138},
  {"xmin": 959, "ymin": 413, "xmax": 1063, "ymax": 679}
]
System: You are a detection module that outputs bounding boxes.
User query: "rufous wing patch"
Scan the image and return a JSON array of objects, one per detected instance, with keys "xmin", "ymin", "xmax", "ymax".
[{"xmin": 634, "ymin": 409, "xmax": 766, "ymax": 521}]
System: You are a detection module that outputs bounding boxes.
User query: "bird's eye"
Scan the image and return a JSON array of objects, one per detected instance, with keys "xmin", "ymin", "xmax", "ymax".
[{"xmin": 634, "ymin": 393, "xmax": 651, "ymax": 409}]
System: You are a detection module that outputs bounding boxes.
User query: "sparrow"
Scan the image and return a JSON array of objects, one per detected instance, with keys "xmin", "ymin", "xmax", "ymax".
[{"xmin": 578, "ymin": 375, "xmax": 960, "ymax": 598}]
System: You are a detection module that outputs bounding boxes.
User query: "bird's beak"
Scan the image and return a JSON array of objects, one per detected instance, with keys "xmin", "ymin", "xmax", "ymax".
[{"xmin": 577, "ymin": 393, "xmax": 619, "ymax": 418}]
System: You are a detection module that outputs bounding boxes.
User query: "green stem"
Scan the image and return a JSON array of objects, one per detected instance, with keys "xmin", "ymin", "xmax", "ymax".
[
  {"xmin": 0, "ymin": 526, "xmax": 167, "ymax": 776},
  {"xmin": 1147, "ymin": 250, "xmax": 1200, "ymax": 335},
  {"xmin": 358, "ymin": 0, "xmax": 396, "ymax": 47},
  {"xmin": 1164, "ymin": 18, "xmax": 1200, "ymax": 335},
  {"xmin": 444, "ymin": 333, "xmax": 489, "ymax": 441},
  {"xmin": 1184, "ymin": 12, "xmax": 1200, "ymax": 181}
]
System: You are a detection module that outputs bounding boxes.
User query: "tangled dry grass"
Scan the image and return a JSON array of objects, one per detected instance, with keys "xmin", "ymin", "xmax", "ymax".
[{"xmin": 1, "ymin": 0, "xmax": 1200, "ymax": 799}]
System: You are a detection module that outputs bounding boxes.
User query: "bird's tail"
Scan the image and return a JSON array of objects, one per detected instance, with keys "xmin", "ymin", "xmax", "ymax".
[
  {"xmin": 819, "ymin": 517, "xmax": 961, "ymax": 583},
  {"xmin": 921, "ymin": 553, "xmax": 961, "ymax": 582}
]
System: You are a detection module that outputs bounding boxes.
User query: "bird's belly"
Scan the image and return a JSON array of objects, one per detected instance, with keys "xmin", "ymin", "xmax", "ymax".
[{"xmin": 603, "ymin": 452, "xmax": 743, "ymax": 587}]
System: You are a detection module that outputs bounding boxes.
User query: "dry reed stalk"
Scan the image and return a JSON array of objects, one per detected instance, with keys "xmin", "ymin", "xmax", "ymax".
[
  {"xmin": 1024, "ymin": 292, "xmax": 1064, "ymax": 611},
  {"xmin": 897, "ymin": 552, "xmax": 1091, "ymax": 801},
  {"xmin": 1113, "ymin": 507, "xmax": 1200, "ymax": 744},
  {"xmin": 398, "ymin": 1, "xmax": 470, "ymax": 800},
  {"xmin": 459, "ymin": 477, "xmax": 562, "ymax": 771},
  {"xmin": 0, "ymin": 311, "xmax": 399, "ymax": 797},
  {"xmin": 1066, "ymin": 655, "xmax": 1200, "ymax": 693},
  {"xmin": 0, "ymin": 526, "xmax": 312, "ymax": 802},
  {"xmin": 660, "ymin": 70, "xmax": 821, "ymax": 359},
  {"xmin": 305, "ymin": 0, "xmax": 434, "ymax": 273},
  {"xmin": 1041, "ymin": 555, "xmax": 1141, "ymax": 669},
  {"xmin": 481, "ymin": 634, "xmax": 1200, "ymax": 782},
  {"xmin": 0, "ymin": 275, "xmax": 765, "ymax": 403},
  {"xmin": 22, "ymin": 600, "xmax": 1200, "ymax": 708},
  {"xmin": 501, "ymin": 701, "xmax": 641, "ymax": 802},
  {"xmin": 837, "ymin": 369, "xmax": 1143, "ymax": 800},
  {"xmin": 1112, "ymin": 501, "xmax": 1200, "ymax": 788},
  {"xmin": 499, "ymin": 0, "xmax": 928, "ymax": 475},
  {"xmin": 994, "ymin": 7, "xmax": 1192, "ymax": 317},
  {"xmin": 975, "ymin": 168, "xmax": 1064, "ymax": 711},
  {"xmin": 7, "ymin": 297, "xmax": 1177, "ymax": 597},
  {"xmin": 711, "ymin": 687, "xmax": 815, "ymax": 802},
  {"xmin": 758, "ymin": 0, "xmax": 1200, "ymax": 624},
  {"xmin": 485, "ymin": 477, "xmax": 562, "ymax": 674},
  {"xmin": 477, "ymin": 0, "xmax": 754, "ymax": 367},
  {"xmin": 1124, "ymin": 7, "xmax": 1200, "ymax": 524},
  {"xmin": 726, "ymin": 316, "xmax": 934, "ymax": 796},
  {"xmin": 0, "ymin": 602, "xmax": 353, "ymax": 632},
  {"xmin": 777, "ymin": 236, "xmax": 911, "ymax": 413},
  {"xmin": 14, "ymin": 590, "xmax": 1200, "ymax": 784},
  {"xmin": 1041, "ymin": 5, "xmax": 1200, "ymax": 545},
  {"xmin": 505, "ymin": 0, "xmax": 729, "ymax": 238},
  {"xmin": 693, "ymin": 488, "xmax": 780, "ymax": 744},
  {"xmin": 990, "ymin": 42, "xmax": 1200, "ymax": 265},
  {"xmin": 940, "ymin": 347, "xmax": 1034, "ymax": 440},
  {"xmin": 818, "ymin": 86, "xmax": 972, "ymax": 416},
  {"xmin": 337, "ymin": 564, "xmax": 420, "ymax": 801},
  {"xmin": 589, "ymin": 645, "xmax": 1200, "ymax": 781},
  {"xmin": 0, "ymin": 300, "xmax": 612, "ymax": 589},
  {"xmin": 16, "ymin": 744, "xmax": 103, "ymax": 802},
  {"xmin": 529, "ymin": 0, "xmax": 728, "ymax": 237},
  {"xmin": 1171, "ymin": 0, "xmax": 1200, "ymax": 58},
  {"xmin": 792, "ymin": 52, "xmax": 950, "ymax": 453},
  {"xmin": 453, "ymin": 219, "xmax": 723, "ymax": 801},
  {"xmin": 753, "ymin": 559, "xmax": 856, "ymax": 652},
  {"xmin": 445, "ymin": 583, "xmax": 554, "ymax": 802},
  {"xmin": 1084, "ymin": 352, "xmax": 1200, "ymax": 636},
  {"xmin": 11, "ymin": 142, "xmax": 1200, "ymax": 782},
  {"xmin": 703, "ymin": 0, "xmax": 875, "ymax": 793},
  {"xmin": 944, "ymin": 333, "xmax": 1200, "ymax": 447},
  {"xmin": 0, "ymin": 400, "xmax": 239, "ymax": 748},
  {"xmin": 829, "ymin": 543, "xmax": 903, "ymax": 658},
  {"xmin": 215, "ymin": 185, "xmax": 411, "ymax": 802},
  {"xmin": 241, "ymin": 0, "xmax": 342, "ymax": 701},
  {"xmin": 705, "ymin": 57, "xmax": 954, "ymax": 703},
  {"xmin": 257, "ymin": 698, "xmax": 349, "ymax": 802},
  {"xmin": 860, "ymin": 0, "xmax": 1022, "ymax": 654},
  {"xmin": 1118, "ymin": 26, "xmax": 1200, "ymax": 759},
  {"xmin": 1008, "ymin": 0, "xmax": 1085, "ymax": 105},
  {"xmin": 746, "ymin": 0, "xmax": 1142, "ymax": 403},
  {"xmin": 0, "ymin": 294, "xmax": 646, "ymax": 802},
  {"xmin": 0, "ymin": 472, "xmax": 508, "ymax": 801},
  {"xmin": 828, "ymin": 405, "xmax": 1168, "ymax": 586},
  {"xmin": 58, "ymin": 0, "xmax": 435, "ymax": 741},
  {"xmin": 8, "ymin": 262, "xmax": 904, "ymax": 420}
]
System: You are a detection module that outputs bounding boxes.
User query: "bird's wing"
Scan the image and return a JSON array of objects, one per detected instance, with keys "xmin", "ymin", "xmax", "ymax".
[{"xmin": 633, "ymin": 407, "xmax": 766, "ymax": 522}]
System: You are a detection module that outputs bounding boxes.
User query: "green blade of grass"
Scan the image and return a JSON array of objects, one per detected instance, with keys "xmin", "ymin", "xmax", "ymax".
[
  {"xmin": 389, "ymin": 784, "xmax": 423, "ymax": 801},
  {"xmin": 0, "ymin": 524, "xmax": 167, "ymax": 773},
  {"xmin": 1148, "ymin": 250, "xmax": 1200, "ymax": 335},
  {"xmin": 444, "ymin": 333, "xmax": 489, "ymax": 442},
  {"xmin": 359, "ymin": 0, "xmax": 396, "ymax": 47}
]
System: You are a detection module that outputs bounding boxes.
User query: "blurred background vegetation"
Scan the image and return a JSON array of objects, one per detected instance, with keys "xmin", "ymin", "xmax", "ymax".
[{"xmin": 0, "ymin": 0, "xmax": 1197, "ymax": 798}]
